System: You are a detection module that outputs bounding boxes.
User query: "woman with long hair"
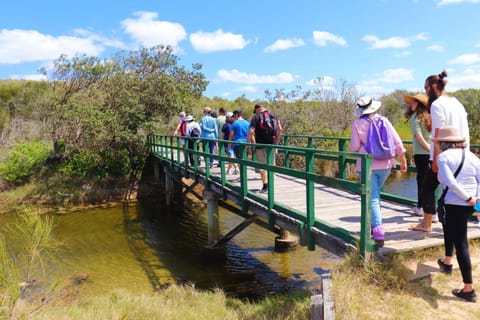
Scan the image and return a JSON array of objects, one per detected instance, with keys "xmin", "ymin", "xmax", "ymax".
[{"xmin": 404, "ymin": 93, "xmax": 431, "ymax": 217}]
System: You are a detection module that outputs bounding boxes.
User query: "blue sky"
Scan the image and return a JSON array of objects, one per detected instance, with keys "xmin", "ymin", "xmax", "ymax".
[{"xmin": 1, "ymin": 0, "xmax": 480, "ymax": 100}]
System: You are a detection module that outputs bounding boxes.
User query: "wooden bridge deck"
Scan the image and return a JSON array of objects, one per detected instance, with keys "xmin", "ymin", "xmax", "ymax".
[{"xmin": 197, "ymin": 163, "xmax": 480, "ymax": 256}]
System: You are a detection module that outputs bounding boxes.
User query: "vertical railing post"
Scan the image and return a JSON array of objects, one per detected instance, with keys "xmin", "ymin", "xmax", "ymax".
[
  {"xmin": 239, "ymin": 144, "xmax": 249, "ymax": 213},
  {"xmin": 267, "ymin": 146, "xmax": 275, "ymax": 227},
  {"xmin": 284, "ymin": 136, "xmax": 290, "ymax": 168},
  {"xmin": 164, "ymin": 167, "xmax": 173, "ymax": 206},
  {"xmin": 359, "ymin": 154, "xmax": 374, "ymax": 263},
  {"xmin": 338, "ymin": 138, "xmax": 347, "ymax": 180},
  {"xmin": 305, "ymin": 149, "xmax": 315, "ymax": 250}
]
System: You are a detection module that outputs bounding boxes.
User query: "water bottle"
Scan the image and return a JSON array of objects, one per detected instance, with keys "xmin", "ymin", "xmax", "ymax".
[
  {"xmin": 475, "ymin": 201, "xmax": 480, "ymax": 228},
  {"xmin": 474, "ymin": 200, "xmax": 480, "ymax": 212}
]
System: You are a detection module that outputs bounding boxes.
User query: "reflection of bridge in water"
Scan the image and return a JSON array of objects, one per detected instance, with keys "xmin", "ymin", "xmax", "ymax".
[{"xmin": 147, "ymin": 134, "xmax": 480, "ymax": 260}]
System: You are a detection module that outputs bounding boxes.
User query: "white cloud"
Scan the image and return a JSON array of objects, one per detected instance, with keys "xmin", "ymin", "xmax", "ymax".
[
  {"xmin": 190, "ymin": 29, "xmax": 249, "ymax": 53},
  {"xmin": 0, "ymin": 29, "xmax": 105, "ymax": 64},
  {"xmin": 121, "ymin": 11, "xmax": 187, "ymax": 49},
  {"xmin": 377, "ymin": 68, "xmax": 414, "ymax": 83},
  {"xmin": 395, "ymin": 50, "xmax": 411, "ymax": 57},
  {"xmin": 264, "ymin": 38, "xmax": 305, "ymax": 53},
  {"xmin": 413, "ymin": 33, "xmax": 429, "ymax": 41},
  {"xmin": 437, "ymin": 0, "xmax": 480, "ymax": 6},
  {"xmin": 362, "ymin": 35, "xmax": 410, "ymax": 49},
  {"xmin": 312, "ymin": 31, "xmax": 347, "ymax": 47},
  {"xmin": 450, "ymin": 69, "xmax": 480, "ymax": 90},
  {"xmin": 449, "ymin": 53, "xmax": 480, "ymax": 65},
  {"xmin": 426, "ymin": 44, "xmax": 444, "ymax": 52},
  {"xmin": 216, "ymin": 69, "xmax": 295, "ymax": 84},
  {"xmin": 10, "ymin": 74, "xmax": 47, "ymax": 81}
]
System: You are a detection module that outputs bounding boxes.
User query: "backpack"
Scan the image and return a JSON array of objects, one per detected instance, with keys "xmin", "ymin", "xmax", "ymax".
[
  {"xmin": 190, "ymin": 126, "xmax": 201, "ymax": 138},
  {"xmin": 180, "ymin": 121, "xmax": 187, "ymax": 137},
  {"xmin": 255, "ymin": 111, "xmax": 278, "ymax": 144},
  {"xmin": 362, "ymin": 115, "xmax": 396, "ymax": 160}
]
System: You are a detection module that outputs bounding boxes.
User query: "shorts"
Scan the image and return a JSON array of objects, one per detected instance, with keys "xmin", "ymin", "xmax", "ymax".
[
  {"xmin": 226, "ymin": 147, "xmax": 234, "ymax": 157},
  {"xmin": 254, "ymin": 147, "xmax": 267, "ymax": 173}
]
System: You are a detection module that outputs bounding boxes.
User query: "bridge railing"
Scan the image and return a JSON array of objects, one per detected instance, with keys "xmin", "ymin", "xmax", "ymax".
[{"xmin": 148, "ymin": 134, "xmax": 380, "ymax": 257}]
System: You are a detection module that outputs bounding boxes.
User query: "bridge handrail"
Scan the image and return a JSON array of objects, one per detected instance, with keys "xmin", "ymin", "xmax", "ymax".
[{"xmin": 147, "ymin": 134, "xmax": 381, "ymax": 256}]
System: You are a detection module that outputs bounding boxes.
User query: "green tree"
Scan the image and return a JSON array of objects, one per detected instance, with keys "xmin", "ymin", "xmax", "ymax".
[{"xmin": 42, "ymin": 46, "xmax": 208, "ymax": 179}]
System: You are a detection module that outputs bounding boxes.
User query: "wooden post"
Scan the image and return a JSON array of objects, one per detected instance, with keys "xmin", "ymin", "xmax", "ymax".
[
  {"xmin": 153, "ymin": 159, "xmax": 160, "ymax": 184},
  {"xmin": 164, "ymin": 167, "xmax": 173, "ymax": 206},
  {"xmin": 204, "ymin": 190, "xmax": 219, "ymax": 245}
]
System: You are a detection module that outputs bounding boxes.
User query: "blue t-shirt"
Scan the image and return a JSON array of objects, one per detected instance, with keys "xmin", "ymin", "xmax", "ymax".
[{"xmin": 231, "ymin": 119, "xmax": 250, "ymax": 144}]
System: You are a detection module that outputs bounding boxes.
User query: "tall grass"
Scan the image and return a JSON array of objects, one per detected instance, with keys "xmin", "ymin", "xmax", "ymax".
[{"xmin": 0, "ymin": 206, "xmax": 61, "ymax": 318}]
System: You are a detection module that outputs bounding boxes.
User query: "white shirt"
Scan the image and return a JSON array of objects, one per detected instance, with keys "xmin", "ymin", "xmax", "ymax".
[
  {"xmin": 437, "ymin": 148, "xmax": 480, "ymax": 206},
  {"xmin": 430, "ymin": 95, "xmax": 470, "ymax": 160}
]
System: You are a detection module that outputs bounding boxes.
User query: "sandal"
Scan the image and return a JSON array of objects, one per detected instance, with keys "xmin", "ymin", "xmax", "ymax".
[
  {"xmin": 452, "ymin": 289, "xmax": 477, "ymax": 302},
  {"xmin": 409, "ymin": 223, "xmax": 431, "ymax": 232}
]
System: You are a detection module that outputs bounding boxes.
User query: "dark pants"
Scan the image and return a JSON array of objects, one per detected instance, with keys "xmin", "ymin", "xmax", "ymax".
[
  {"xmin": 444, "ymin": 204, "xmax": 474, "ymax": 284},
  {"xmin": 414, "ymin": 154, "xmax": 430, "ymax": 208},
  {"xmin": 419, "ymin": 162, "xmax": 439, "ymax": 214},
  {"xmin": 187, "ymin": 139, "xmax": 199, "ymax": 165},
  {"xmin": 202, "ymin": 140, "xmax": 216, "ymax": 165}
]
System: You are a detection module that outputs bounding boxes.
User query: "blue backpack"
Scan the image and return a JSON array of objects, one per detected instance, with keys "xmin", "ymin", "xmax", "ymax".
[{"xmin": 362, "ymin": 115, "xmax": 396, "ymax": 160}]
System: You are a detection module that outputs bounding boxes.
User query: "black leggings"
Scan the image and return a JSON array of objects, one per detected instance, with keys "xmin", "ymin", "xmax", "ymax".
[
  {"xmin": 414, "ymin": 154, "xmax": 430, "ymax": 207},
  {"xmin": 419, "ymin": 162, "xmax": 439, "ymax": 214},
  {"xmin": 443, "ymin": 204, "xmax": 474, "ymax": 284}
]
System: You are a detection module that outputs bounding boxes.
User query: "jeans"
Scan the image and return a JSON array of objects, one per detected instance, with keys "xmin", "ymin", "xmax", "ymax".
[
  {"xmin": 370, "ymin": 169, "xmax": 391, "ymax": 227},
  {"xmin": 202, "ymin": 140, "xmax": 216, "ymax": 165}
]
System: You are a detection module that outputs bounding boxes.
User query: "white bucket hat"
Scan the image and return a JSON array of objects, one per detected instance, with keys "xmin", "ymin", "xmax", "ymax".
[
  {"xmin": 353, "ymin": 96, "xmax": 382, "ymax": 118},
  {"xmin": 184, "ymin": 115, "xmax": 194, "ymax": 122}
]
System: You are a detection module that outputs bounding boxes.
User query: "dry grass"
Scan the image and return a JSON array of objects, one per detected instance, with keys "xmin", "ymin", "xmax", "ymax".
[{"xmin": 332, "ymin": 242, "xmax": 480, "ymax": 320}]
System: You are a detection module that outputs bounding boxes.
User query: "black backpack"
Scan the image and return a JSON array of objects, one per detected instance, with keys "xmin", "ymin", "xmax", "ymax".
[{"xmin": 255, "ymin": 111, "xmax": 278, "ymax": 144}]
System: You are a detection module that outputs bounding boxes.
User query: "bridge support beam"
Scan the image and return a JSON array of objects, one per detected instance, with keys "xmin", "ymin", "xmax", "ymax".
[
  {"xmin": 204, "ymin": 190, "xmax": 220, "ymax": 245},
  {"xmin": 153, "ymin": 159, "xmax": 160, "ymax": 184},
  {"xmin": 164, "ymin": 167, "xmax": 174, "ymax": 206}
]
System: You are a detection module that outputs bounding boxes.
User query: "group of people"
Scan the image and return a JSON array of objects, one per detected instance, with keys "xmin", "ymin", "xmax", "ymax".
[
  {"xmin": 174, "ymin": 104, "xmax": 281, "ymax": 194},
  {"xmin": 174, "ymin": 69, "xmax": 478, "ymax": 302},
  {"xmin": 350, "ymin": 70, "xmax": 479, "ymax": 303}
]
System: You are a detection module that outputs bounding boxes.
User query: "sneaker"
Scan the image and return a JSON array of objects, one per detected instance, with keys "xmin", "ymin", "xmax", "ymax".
[
  {"xmin": 412, "ymin": 206, "xmax": 424, "ymax": 216},
  {"xmin": 452, "ymin": 289, "xmax": 477, "ymax": 303},
  {"xmin": 232, "ymin": 169, "xmax": 239, "ymax": 175},
  {"xmin": 259, "ymin": 186, "xmax": 268, "ymax": 193},
  {"xmin": 432, "ymin": 214, "xmax": 439, "ymax": 223},
  {"xmin": 437, "ymin": 258, "xmax": 453, "ymax": 274}
]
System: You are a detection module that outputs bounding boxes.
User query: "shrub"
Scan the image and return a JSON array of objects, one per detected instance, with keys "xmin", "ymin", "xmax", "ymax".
[
  {"xmin": 60, "ymin": 149, "xmax": 130, "ymax": 179},
  {"xmin": 0, "ymin": 141, "xmax": 49, "ymax": 184}
]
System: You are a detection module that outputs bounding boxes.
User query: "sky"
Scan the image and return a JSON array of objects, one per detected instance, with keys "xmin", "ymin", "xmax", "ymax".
[{"xmin": 2, "ymin": 0, "xmax": 480, "ymax": 101}]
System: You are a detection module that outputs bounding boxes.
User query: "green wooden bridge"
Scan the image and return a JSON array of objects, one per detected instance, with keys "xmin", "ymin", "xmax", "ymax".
[{"xmin": 147, "ymin": 134, "xmax": 480, "ymax": 261}]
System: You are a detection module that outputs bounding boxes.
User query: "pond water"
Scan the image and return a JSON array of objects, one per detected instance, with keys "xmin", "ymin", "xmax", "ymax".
[{"xmin": 0, "ymin": 174, "xmax": 416, "ymax": 299}]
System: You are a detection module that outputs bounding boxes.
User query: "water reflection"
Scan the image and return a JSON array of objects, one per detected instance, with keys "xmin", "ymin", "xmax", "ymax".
[{"xmin": 0, "ymin": 199, "xmax": 341, "ymax": 299}]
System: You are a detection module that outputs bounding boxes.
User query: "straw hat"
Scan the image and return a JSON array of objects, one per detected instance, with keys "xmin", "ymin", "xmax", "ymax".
[
  {"xmin": 432, "ymin": 125, "xmax": 466, "ymax": 143},
  {"xmin": 353, "ymin": 96, "xmax": 382, "ymax": 118},
  {"xmin": 404, "ymin": 93, "xmax": 429, "ymax": 107}
]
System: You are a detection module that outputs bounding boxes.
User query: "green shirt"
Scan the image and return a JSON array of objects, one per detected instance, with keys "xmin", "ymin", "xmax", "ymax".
[{"xmin": 410, "ymin": 114, "xmax": 430, "ymax": 155}]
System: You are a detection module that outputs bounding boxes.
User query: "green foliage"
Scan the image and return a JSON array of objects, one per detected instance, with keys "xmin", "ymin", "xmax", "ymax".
[
  {"xmin": 0, "ymin": 141, "xmax": 49, "ymax": 184},
  {"xmin": 61, "ymin": 149, "xmax": 130, "ymax": 178}
]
